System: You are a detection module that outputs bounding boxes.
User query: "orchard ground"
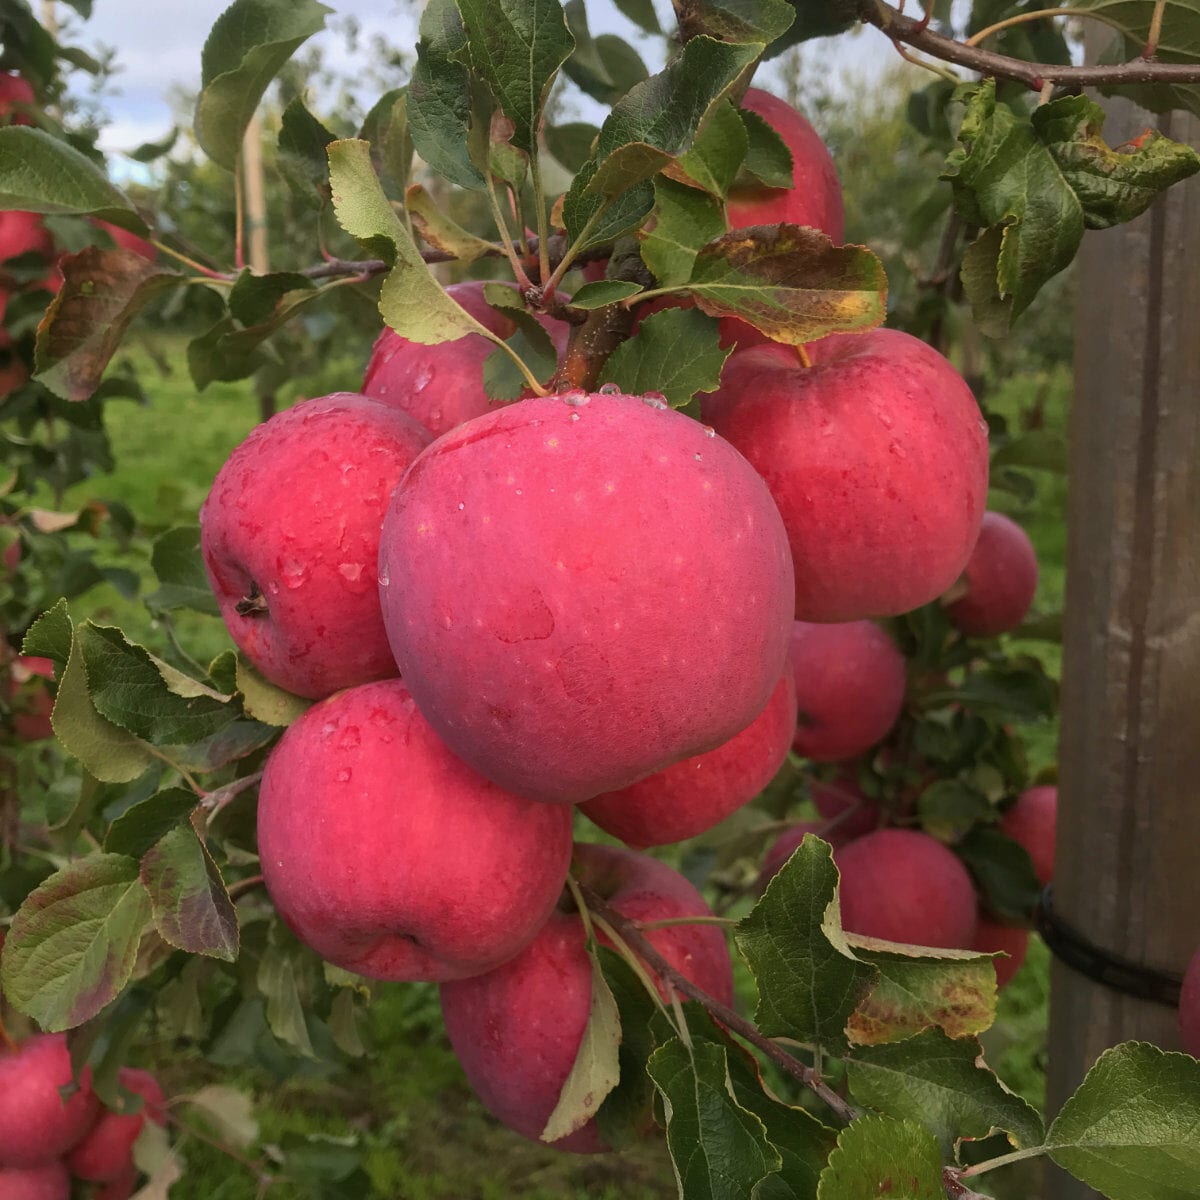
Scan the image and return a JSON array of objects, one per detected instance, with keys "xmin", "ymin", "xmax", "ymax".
[{"xmin": 24, "ymin": 333, "xmax": 1068, "ymax": 1200}]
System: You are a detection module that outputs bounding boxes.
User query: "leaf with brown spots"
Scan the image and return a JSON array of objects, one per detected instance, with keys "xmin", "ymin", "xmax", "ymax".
[
  {"xmin": 34, "ymin": 246, "xmax": 185, "ymax": 401},
  {"xmin": 686, "ymin": 225, "xmax": 887, "ymax": 345},
  {"xmin": 816, "ymin": 1116, "xmax": 945, "ymax": 1200},
  {"xmin": 0, "ymin": 853, "xmax": 152, "ymax": 1030},
  {"xmin": 846, "ymin": 938, "xmax": 998, "ymax": 1046}
]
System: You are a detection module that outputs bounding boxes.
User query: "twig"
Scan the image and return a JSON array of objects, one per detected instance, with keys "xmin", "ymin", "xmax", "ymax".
[
  {"xmin": 578, "ymin": 883, "xmax": 858, "ymax": 1124},
  {"xmin": 1144, "ymin": 0, "xmax": 1167, "ymax": 58},
  {"xmin": 965, "ymin": 7, "xmax": 1123, "ymax": 49},
  {"xmin": 862, "ymin": 0, "xmax": 1200, "ymax": 89},
  {"xmin": 227, "ymin": 873, "xmax": 264, "ymax": 902}
]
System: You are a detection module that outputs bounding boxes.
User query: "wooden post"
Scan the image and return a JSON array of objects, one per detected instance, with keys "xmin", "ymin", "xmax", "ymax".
[
  {"xmin": 241, "ymin": 113, "xmax": 275, "ymax": 421},
  {"xmin": 1044, "ymin": 71, "xmax": 1200, "ymax": 1200}
]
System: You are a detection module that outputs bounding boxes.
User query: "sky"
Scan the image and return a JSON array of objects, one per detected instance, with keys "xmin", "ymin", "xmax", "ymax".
[{"xmin": 59, "ymin": 0, "xmax": 906, "ymax": 160}]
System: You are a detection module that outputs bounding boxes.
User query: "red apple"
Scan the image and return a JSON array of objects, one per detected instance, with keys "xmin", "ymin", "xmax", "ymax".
[
  {"xmin": 65, "ymin": 1069, "xmax": 165, "ymax": 1183},
  {"xmin": 790, "ymin": 620, "xmax": 906, "ymax": 761},
  {"xmin": 88, "ymin": 219, "xmax": 156, "ymax": 262},
  {"xmin": 0, "ymin": 73, "xmax": 34, "ymax": 126},
  {"xmin": 8, "ymin": 656, "xmax": 54, "ymax": 742},
  {"xmin": 200, "ymin": 392, "xmax": 431, "ymax": 698},
  {"xmin": 0, "ymin": 1035, "xmax": 99, "ymax": 1167},
  {"xmin": 0, "ymin": 212, "xmax": 53, "ymax": 265},
  {"xmin": 378, "ymin": 390, "xmax": 795, "ymax": 804},
  {"xmin": 703, "ymin": 330, "xmax": 989, "ymax": 621},
  {"xmin": 811, "ymin": 774, "xmax": 881, "ymax": 840},
  {"xmin": 0, "ymin": 1163, "xmax": 69, "ymax": 1200},
  {"xmin": 944, "ymin": 511, "xmax": 1038, "ymax": 637},
  {"xmin": 972, "ymin": 916, "xmax": 1029, "ymax": 989},
  {"xmin": 361, "ymin": 281, "xmax": 568, "ymax": 438},
  {"xmin": 835, "ymin": 828, "xmax": 978, "ymax": 950},
  {"xmin": 440, "ymin": 843, "xmax": 734, "ymax": 1153},
  {"xmin": 580, "ymin": 666, "xmax": 796, "ymax": 847},
  {"xmin": 727, "ymin": 89, "xmax": 844, "ymax": 242},
  {"xmin": 1181, "ymin": 947, "xmax": 1200, "ymax": 1057},
  {"xmin": 998, "ymin": 785, "xmax": 1056, "ymax": 887},
  {"xmin": 258, "ymin": 679, "xmax": 573, "ymax": 981}
]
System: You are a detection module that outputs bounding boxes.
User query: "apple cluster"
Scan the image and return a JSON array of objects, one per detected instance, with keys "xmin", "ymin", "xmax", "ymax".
[
  {"xmin": 196, "ymin": 87, "xmax": 1046, "ymax": 1148},
  {"xmin": 0, "ymin": 1032, "xmax": 165, "ymax": 1200}
]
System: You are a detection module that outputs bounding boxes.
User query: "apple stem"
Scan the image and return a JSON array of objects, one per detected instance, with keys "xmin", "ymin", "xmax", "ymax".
[
  {"xmin": 0, "ymin": 1012, "xmax": 15, "ymax": 1053},
  {"xmin": 636, "ymin": 915, "xmax": 736, "ymax": 931},
  {"xmin": 579, "ymin": 882, "xmax": 858, "ymax": 1125},
  {"xmin": 795, "ymin": 344, "xmax": 812, "ymax": 368}
]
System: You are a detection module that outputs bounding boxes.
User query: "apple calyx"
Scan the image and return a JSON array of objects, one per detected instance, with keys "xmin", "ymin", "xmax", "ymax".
[{"xmin": 234, "ymin": 587, "xmax": 268, "ymax": 617}]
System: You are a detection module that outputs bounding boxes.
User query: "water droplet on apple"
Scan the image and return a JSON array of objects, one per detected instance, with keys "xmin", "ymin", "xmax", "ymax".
[
  {"xmin": 701, "ymin": 425, "xmax": 716, "ymax": 438},
  {"xmin": 458, "ymin": 502, "xmax": 465, "ymax": 511},
  {"xmin": 569, "ymin": 412, "xmax": 580, "ymax": 422},
  {"xmin": 889, "ymin": 440, "xmax": 907, "ymax": 459},
  {"xmin": 281, "ymin": 559, "xmax": 308, "ymax": 589},
  {"xmin": 641, "ymin": 392, "xmax": 668, "ymax": 409},
  {"xmin": 336, "ymin": 767, "xmax": 352, "ymax": 783},
  {"xmin": 378, "ymin": 563, "xmax": 390, "ymax": 587},
  {"xmin": 338, "ymin": 563, "xmax": 365, "ymax": 583},
  {"xmin": 877, "ymin": 411, "xmax": 894, "ymax": 429},
  {"xmin": 598, "ymin": 382, "xmax": 620, "ymax": 395},
  {"xmin": 413, "ymin": 367, "xmax": 433, "ymax": 392},
  {"xmin": 561, "ymin": 389, "xmax": 589, "ymax": 407},
  {"xmin": 978, "ymin": 418, "xmax": 989, "ymax": 436}
]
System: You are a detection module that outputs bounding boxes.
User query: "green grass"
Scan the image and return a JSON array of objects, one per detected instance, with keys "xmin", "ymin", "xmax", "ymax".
[{"xmin": 48, "ymin": 336, "xmax": 1068, "ymax": 1199}]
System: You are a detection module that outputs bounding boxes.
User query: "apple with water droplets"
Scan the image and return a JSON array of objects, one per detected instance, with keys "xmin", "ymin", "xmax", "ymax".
[
  {"xmin": 200, "ymin": 392, "xmax": 430, "ymax": 698},
  {"xmin": 377, "ymin": 388, "xmax": 795, "ymax": 803}
]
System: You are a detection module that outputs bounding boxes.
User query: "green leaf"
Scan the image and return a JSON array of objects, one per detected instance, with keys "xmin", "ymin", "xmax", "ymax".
[
  {"xmin": 359, "ymin": 88, "xmax": 413, "ymax": 196},
  {"xmin": 541, "ymin": 946, "xmax": 622, "ymax": 1143},
  {"xmin": 595, "ymin": 946, "xmax": 660, "ymax": 1149},
  {"xmin": 406, "ymin": 182, "xmax": 499, "ymax": 263},
  {"xmin": 77, "ymin": 623, "xmax": 235, "ymax": 746},
  {"xmin": 329, "ymin": 989, "xmax": 367, "ymax": 1057},
  {"xmin": 178, "ymin": 1085, "xmax": 260, "ymax": 1149},
  {"xmin": 917, "ymin": 780, "xmax": 991, "ymax": 842},
  {"xmin": 328, "ymin": 138, "xmax": 500, "ymax": 346},
  {"xmin": 562, "ymin": 159, "xmax": 655, "ymax": 255},
  {"xmin": 668, "ymin": 100, "xmax": 748, "ymax": 200},
  {"xmin": 944, "ymin": 81, "xmax": 1200, "ymax": 335},
  {"xmin": 688, "ymin": 226, "xmax": 887, "ymax": 344},
  {"xmin": 33, "ymin": 247, "xmax": 183, "ymax": 403},
  {"xmin": 847, "ymin": 942, "xmax": 998, "ymax": 1046},
  {"xmin": 816, "ymin": 1116, "xmax": 945, "ymax": 1200},
  {"xmin": 561, "ymin": 1, "xmax": 643, "ymax": 105},
  {"xmin": 725, "ymin": 1043, "xmax": 836, "ymax": 1199},
  {"xmin": 600, "ymin": 306, "xmax": 730, "ymax": 408},
  {"xmin": 847, "ymin": 1029, "xmax": 1043, "ymax": 1158},
  {"xmin": 546, "ymin": 121, "xmax": 598, "ymax": 172},
  {"xmin": 614, "ymin": 0, "xmax": 660, "ymax": 30},
  {"xmin": 933, "ymin": 664, "xmax": 1057, "ymax": 723},
  {"xmin": 195, "ymin": 0, "xmax": 331, "ymax": 171},
  {"xmin": 455, "ymin": 0, "xmax": 574, "ymax": 154},
  {"xmin": 235, "ymin": 656, "xmax": 310, "ymax": 727},
  {"xmin": 736, "ymin": 834, "xmax": 875, "ymax": 1054},
  {"xmin": 957, "ymin": 826, "xmax": 1042, "ymax": 924},
  {"xmin": 23, "ymin": 602, "xmax": 156, "ymax": 784},
  {"xmin": 674, "ymin": 0, "xmax": 795, "ymax": 44},
  {"xmin": 0, "ymin": 127, "xmax": 141, "ymax": 226},
  {"xmin": 0, "ymin": 854, "xmax": 152, "ymax": 1031},
  {"xmin": 141, "ymin": 827, "xmax": 239, "ymax": 962},
  {"xmin": 738, "ymin": 106, "xmax": 794, "ymax": 189},
  {"xmin": 408, "ymin": 0, "xmax": 487, "ymax": 191},
  {"xmin": 145, "ymin": 526, "xmax": 220, "ymax": 616},
  {"xmin": 104, "ymin": 787, "xmax": 200, "ymax": 859},
  {"xmin": 990, "ymin": 430, "xmax": 1069, "ymax": 474},
  {"xmin": 278, "ymin": 96, "xmax": 335, "ymax": 206},
  {"xmin": 649, "ymin": 1037, "xmax": 782, "ymax": 1199},
  {"xmin": 228, "ymin": 269, "xmax": 315, "ymax": 326},
  {"xmin": 640, "ymin": 177, "xmax": 726, "ymax": 288},
  {"xmin": 584, "ymin": 37, "xmax": 762, "ymax": 201},
  {"xmin": 569, "ymin": 279, "xmax": 644, "ymax": 308},
  {"xmin": 481, "ymin": 327, "xmax": 554, "ymax": 401},
  {"xmin": 257, "ymin": 943, "xmax": 315, "ymax": 1057},
  {"xmin": 1045, "ymin": 1042, "xmax": 1200, "ymax": 1199}
]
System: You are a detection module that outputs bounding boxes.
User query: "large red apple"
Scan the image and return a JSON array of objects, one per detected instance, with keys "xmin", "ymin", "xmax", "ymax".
[
  {"xmin": 944, "ymin": 511, "xmax": 1038, "ymax": 637},
  {"xmin": 258, "ymin": 679, "xmax": 573, "ymax": 981},
  {"xmin": 9, "ymin": 656, "xmax": 54, "ymax": 741},
  {"xmin": 972, "ymin": 916, "xmax": 1029, "ymax": 989},
  {"xmin": 379, "ymin": 390, "xmax": 795, "ymax": 804},
  {"xmin": 998, "ymin": 785, "xmax": 1057, "ymax": 887},
  {"xmin": 580, "ymin": 666, "xmax": 796, "ymax": 847},
  {"xmin": 727, "ymin": 88, "xmax": 844, "ymax": 242},
  {"xmin": 702, "ymin": 329, "xmax": 989, "ymax": 621},
  {"xmin": 361, "ymin": 281, "xmax": 568, "ymax": 438},
  {"xmin": 790, "ymin": 620, "xmax": 906, "ymax": 761},
  {"xmin": 0, "ymin": 1035, "xmax": 99, "ymax": 1167},
  {"xmin": 835, "ymin": 828, "xmax": 977, "ymax": 950},
  {"xmin": 440, "ymin": 843, "xmax": 734, "ymax": 1153},
  {"xmin": 0, "ymin": 1163, "xmax": 70, "ymax": 1200},
  {"xmin": 65, "ymin": 1069, "xmax": 165, "ymax": 1183},
  {"xmin": 200, "ymin": 392, "xmax": 430, "ymax": 698},
  {"xmin": 1181, "ymin": 947, "xmax": 1200, "ymax": 1057}
]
